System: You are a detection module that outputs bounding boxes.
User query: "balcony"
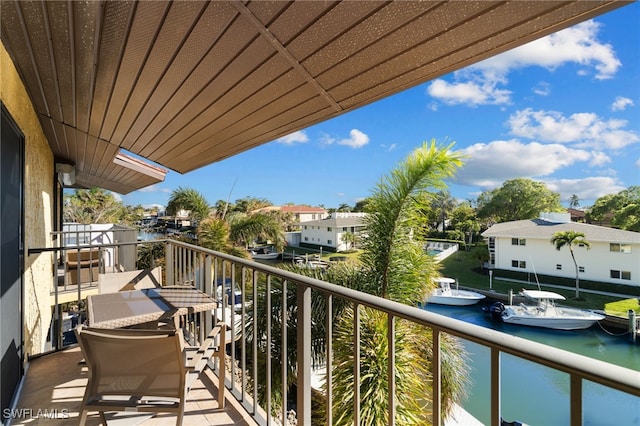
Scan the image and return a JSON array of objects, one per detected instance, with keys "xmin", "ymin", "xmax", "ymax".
[{"xmin": 19, "ymin": 237, "xmax": 640, "ymax": 425}]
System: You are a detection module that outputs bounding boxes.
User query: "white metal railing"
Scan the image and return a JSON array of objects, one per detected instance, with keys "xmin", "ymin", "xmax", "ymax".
[
  {"xmin": 32, "ymin": 238, "xmax": 640, "ymax": 425},
  {"xmin": 165, "ymin": 240, "xmax": 640, "ymax": 426}
]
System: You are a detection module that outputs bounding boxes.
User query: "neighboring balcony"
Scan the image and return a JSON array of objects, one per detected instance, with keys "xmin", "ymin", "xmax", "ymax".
[{"xmin": 19, "ymin": 237, "xmax": 640, "ymax": 425}]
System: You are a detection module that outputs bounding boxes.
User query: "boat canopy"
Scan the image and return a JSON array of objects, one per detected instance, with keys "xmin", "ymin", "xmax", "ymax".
[{"xmin": 521, "ymin": 290, "xmax": 566, "ymax": 300}]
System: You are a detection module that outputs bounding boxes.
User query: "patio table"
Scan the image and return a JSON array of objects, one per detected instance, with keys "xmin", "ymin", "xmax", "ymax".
[{"xmin": 87, "ymin": 286, "xmax": 217, "ymax": 329}]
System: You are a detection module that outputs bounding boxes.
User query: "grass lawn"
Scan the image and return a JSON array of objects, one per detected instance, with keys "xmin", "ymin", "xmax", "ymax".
[{"xmin": 439, "ymin": 249, "xmax": 640, "ymax": 311}]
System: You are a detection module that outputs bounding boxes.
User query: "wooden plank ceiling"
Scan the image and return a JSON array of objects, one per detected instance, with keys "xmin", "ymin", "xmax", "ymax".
[{"xmin": 0, "ymin": 1, "xmax": 629, "ymax": 194}]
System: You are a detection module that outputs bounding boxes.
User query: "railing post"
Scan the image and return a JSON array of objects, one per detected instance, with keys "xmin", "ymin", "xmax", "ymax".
[
  {"xmin": 387, "ymin": 315, "xmax": 396, "ymax": 426},
  {"xmin": 353, "ymin": 303, "xmax": 360, "ymax": 425},
  {"xmin": 297, "ymin": 283, "xmax": 312, "ymax": 425},
  {"xmin": 326, "ymin": 294, "xmax": 333, "ymax": 425},
  {"xmin": 204, "ymin": 255, "xmax": 213, "ymax": 334},
  {"xmin": 491, "ymin": 348, "xmax": 501, "ymax": 426},
  {"xmin": 570, "ymin": 375, "xmax": 582, "ymax": 426},
  {"xmin": 432, "ymin": 329, "xmax": 441, "ymax": 425},
  {"xmin": 165, "ymin": 241, "xmax": 173, "ymax": 286}
]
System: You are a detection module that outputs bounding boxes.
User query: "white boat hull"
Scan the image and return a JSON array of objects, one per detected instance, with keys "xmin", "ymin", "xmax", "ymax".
[
  {"xmin": 501, "ymin": 305, "xmax": 604, "ymax": 330},
  {"xmin": 428, "ymin": 290, "xmax": 486, "ymax": 306},
  {"xmin": 251, "ymin": 253, "xmax": 279, "ymax": 260}
]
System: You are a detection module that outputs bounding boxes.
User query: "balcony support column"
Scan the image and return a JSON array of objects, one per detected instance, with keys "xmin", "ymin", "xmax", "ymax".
[{"xmin": 297, "ymin": 284, "xmax": 312, "ymax": 425}]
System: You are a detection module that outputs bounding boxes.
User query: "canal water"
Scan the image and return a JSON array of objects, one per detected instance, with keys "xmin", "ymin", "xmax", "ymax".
[{"xmin": 422, "ymin": 302, "xmax": 640, "ymax": 426}]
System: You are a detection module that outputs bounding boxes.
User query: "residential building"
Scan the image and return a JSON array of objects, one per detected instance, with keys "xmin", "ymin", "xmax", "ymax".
[
  {"xmin": 254, "ymin": 205, "xmax": 328, "ymax": 223},
  {"xmin": 482, "ymin": 212, "xmax": 640, "ymax": 286},
  {"xmin": 300, "ymin": 213, "xmax": 367, "ymax": 252}
]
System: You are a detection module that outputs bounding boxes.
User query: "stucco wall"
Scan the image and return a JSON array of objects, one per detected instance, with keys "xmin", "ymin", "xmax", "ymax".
[
  {"xmin": 1, "ymin": 42, "xmax": 54, "ymax": 357},
  {"xmin": 494, "ymin": 236, "xmax": 640, "ymax": 286}
]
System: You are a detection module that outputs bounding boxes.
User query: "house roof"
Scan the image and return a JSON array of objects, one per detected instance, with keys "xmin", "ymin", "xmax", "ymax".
[
  {"xmin": 302, "ymin": 216, "xmax": 365, "ymax": 228},
  {"xmin": 482, "ymin": 219, "xmax": 640, "ymax": 244},
  {"xmin": 281, "ymin": 205, "xmax": 326, "ymax": 214},
  {"xmin": 1, "ymin": 1, "xmax": 629, "ymax": 194},
  {"xmin": 255, "ymin": 205, "xmax": 326, "ymax": 214}
]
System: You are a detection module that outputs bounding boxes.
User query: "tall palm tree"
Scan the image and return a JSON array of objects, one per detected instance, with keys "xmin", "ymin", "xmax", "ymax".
[
  {"xmin": 166, "ymin": 186, "xmax": 211, "ymax": 224},
  {"xmin": 247, "ymin": 141, "xmax": 468, "ymax": 424},
  {"xmin": 197, "ymin": 217, "xmax": 248, "ymax": 258},
  {"xmin": 551, "ymin": 230, "xmax": 591, "ymax": 299},
  {"xmin": 432, "ymin": 190, "xmax": 457, "ymax": 232},
  {"xmin": 227, "ymin": 211, "xmax": 285, "ymax": 251}
]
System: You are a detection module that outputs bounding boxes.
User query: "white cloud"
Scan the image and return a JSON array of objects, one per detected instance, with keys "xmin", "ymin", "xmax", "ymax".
[
  {"xmin": 138, "ymin": 184, "xmax": 171, "ymax": 193},
  {"xmin": 507, "ymin": 108, "xmax": 640, "ymax": 149},
  {"xmin": 532, "ymin": 82, "xmax": 551, "ymax": 96},
  {"xmin": 143, "ymin": 203, "xmax": 165, "ymax": 210},
  {"xmin": 319, "ymin": 132, "xmax": 336, "ymax": 146},
  {"xmin": 381, "ymin": 143, "xmax": 397, "ymax": 151},
  {"xmin": 426, "ymin": 79, "xmax": 511, "ymax": 106},
  {"xmin": 454, "ymin": 140, "xmax": 592, "ymax": 188},
  {"xmin": 611, "ymin": 96, "xmax": 634, "ymax": 111},
  {"xmin": 588, "ymin": 151, "xmax": 612, "ymax": 167},
  {"xmin": 427, "ymin": 20, "xmax": 620, "ymax": 106},
  {"xmin": 543, "ymin": 177, "xmax": 626, "ymax": 203},
  {"xmin": 275, "ymin": 130, "xmax": 309, "ymax": 145},
  {"xmin": 337, "ymin": 129, "xmax": 370, "ymax": 148},
  {"xmin": 476, "ymin": 21, "xmax": 620, "ymax": 80}
]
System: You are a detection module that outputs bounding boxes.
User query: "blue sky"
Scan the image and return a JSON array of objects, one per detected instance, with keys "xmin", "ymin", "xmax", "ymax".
[{"xmin": 121, "ymin": 3, "xmax": 639, "ymax": 211}]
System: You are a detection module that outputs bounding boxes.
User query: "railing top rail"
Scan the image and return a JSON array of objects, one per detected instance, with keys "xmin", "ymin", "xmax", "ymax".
[{"xmin": 28, "ymin": 239, "xmax": 166, "ymax": 255}]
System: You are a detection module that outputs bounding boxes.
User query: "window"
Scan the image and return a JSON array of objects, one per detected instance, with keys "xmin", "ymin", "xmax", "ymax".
[
  {"xmin": 511, "ymin": 260, "xmax": 526, "ymax": 269},
  {"xmin": 610, "ymin": 243, "xmax": 631, "ymax": 253},
  {"xmin": 511, "ymin": 238, "xmax": 526, "ymax": 246},
  {"xmin": 556, "ymin": 264, "xmax": 562, "ymax": 270},
  {"xmin": 519, "ymin": 261, "xmax": 526, "ymax": 268},
  {"xmin": 610, "ymin": 270, "xmax": 631, "ymax": 280},
  {"xmin": 327, "ymin": 227, "xmax": 332, "ymax": 231},
  {"xmin": 304, "ymin": 237, "xmax": 308, "ymax": 241},
  {"xmin": 304, "ymin": 226, "xmax": 307, "ymax": 230},
  {"xmin": 343, "ymin": 227, "xmax": 347, "ymax": 231},
  {"xmin": 327, "ymin": 240, "xmax": 332, "ymax": 244}
]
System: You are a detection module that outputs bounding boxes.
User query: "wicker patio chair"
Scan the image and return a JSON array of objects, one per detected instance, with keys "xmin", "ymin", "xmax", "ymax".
[{"xmin": 74, "ymin": 326, "xmax": 187, "ymax": 425}]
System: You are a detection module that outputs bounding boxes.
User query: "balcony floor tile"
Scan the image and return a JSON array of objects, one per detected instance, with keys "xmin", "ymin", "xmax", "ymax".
[{"xmin": 10, "ymin": 347, "xmax": 256, "ymax": 425}]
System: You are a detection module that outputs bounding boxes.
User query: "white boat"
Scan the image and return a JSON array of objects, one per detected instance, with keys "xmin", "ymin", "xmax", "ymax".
[
  {"xmin": 427, "ymin": 277, "xmax": 486, "ymax": 306},
  {"xmin": 250, "ymin": 247, "xmax": 279, "ymax": 260},
  {"xmin": 295, "ymin": 258, "xmax": 330, "ymax": 270},
  {"xmin": 489, "ymin": 290, "xmax": 605, "ymax": 330}
]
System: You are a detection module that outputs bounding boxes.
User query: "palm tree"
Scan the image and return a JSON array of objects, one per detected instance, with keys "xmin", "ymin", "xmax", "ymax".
[
  {"xmin": 227, "ymin": 211, "xmax": 285, "ymax": 251},
  {"xmin": 166, "ymin": 186, "xmax": 211, "ymax": 224},
  {"xmin": 197, "ymin": 217, "xmax": 248, "ymax": 258},
  {"xmin": 247, "ymin": 140, "xmax": 468, "ymax": 424},
  {"xmin": 64, "ymin": 187, "xmax": 126, "ymax": 224},
  {"xmin": 551, "ymin": 231, "xmax": 591, "ymax": 299},
  {"xmin": 568, "ymin": 194, "xmax": 580, "ymax": 209},
  {"xmin": 432, "ymin": 190, "xmax": 457, "ymax": 232}
]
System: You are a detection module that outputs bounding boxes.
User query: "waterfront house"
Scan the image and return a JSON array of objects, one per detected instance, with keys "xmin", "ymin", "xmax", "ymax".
[
  {"xmin": 482, "ymin": 212, "xmax": 640, "ymax": 286},
  {"xmin": 253, "ymin": 205, "xmax": 328, "ymax": 225},
  {"xmin": 300, "ymin": 212, "xmax": 367, "ymax": 252},
  {"xmin": 1, "ymin": 2, "xmax": 636, "ymax": 424}
]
